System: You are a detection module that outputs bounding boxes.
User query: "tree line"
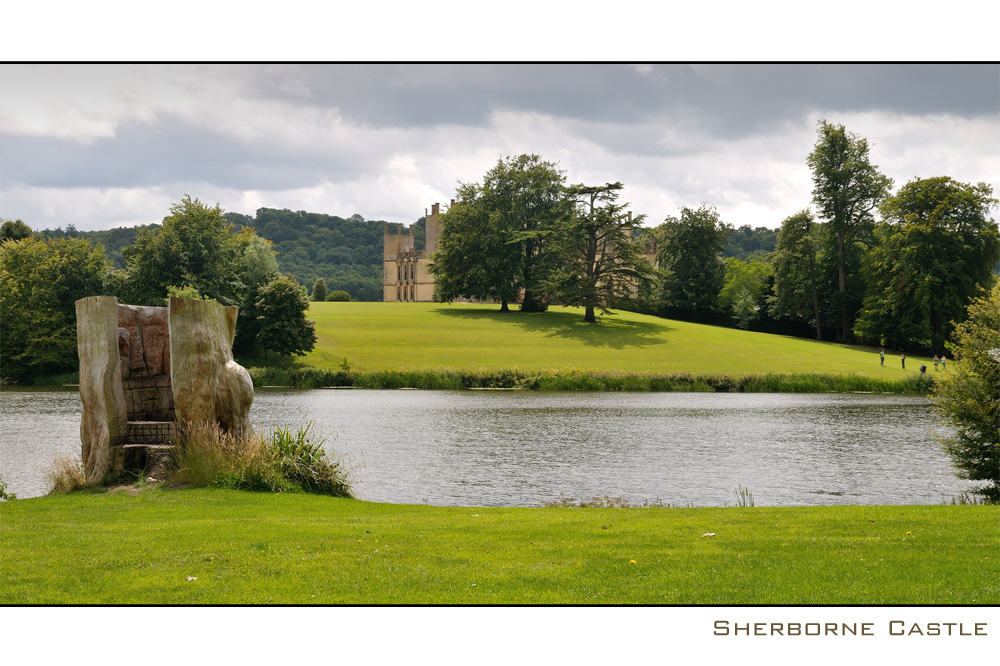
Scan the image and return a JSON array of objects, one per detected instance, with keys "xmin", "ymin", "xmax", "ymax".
[
  {"xmin": 1, "ymin": 197, "xmax": 316, "ymax": 382},
  {"xmin": 429, "ymin": 123, "xmax": 999, "ymax": 355}
]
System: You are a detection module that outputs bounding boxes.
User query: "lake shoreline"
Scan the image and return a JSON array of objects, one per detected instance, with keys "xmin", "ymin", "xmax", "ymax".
[{"xmin": 244, "ymin": 367, "xmax": 938, "ymax": 394}]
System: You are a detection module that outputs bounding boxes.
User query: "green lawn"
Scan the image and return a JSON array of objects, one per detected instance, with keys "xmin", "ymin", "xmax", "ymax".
[
  {"xmin": 302, "ymin": 302, "xmax": 938, "ymax": 377},
  {"xmin": 1, "ymin": 488, "xmax": 995, "ymax": 604}
]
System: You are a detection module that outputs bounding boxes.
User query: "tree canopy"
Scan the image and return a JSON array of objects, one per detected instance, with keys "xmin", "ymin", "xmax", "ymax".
[
  {"xmin": 120, "ymin": 195, "xmax": 239, "ymax": 306},
  {"xmin": 718, "ymin": 256, "xmax": 773, "ymax": 330},
  {"xmin": 654, "ymin": 205, "xmax": 731, "ymax": 316},
  {"xmin": 0, "ymin": 236, "xmax": 110, "ymax": 382},
  {"xmin": 855, "ymin": 177, "xmax": 999, "ymax": 352},
  {"xmin": 1, "ymin": 219, "xmax": 33, "ymax": 243},
  {"xmin": 431, "ymin": 154, "xmax": 567, "ymax": 312}
]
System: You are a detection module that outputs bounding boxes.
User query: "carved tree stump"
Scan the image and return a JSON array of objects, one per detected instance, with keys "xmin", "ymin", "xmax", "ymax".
[{"xmin": 169, "ymin": 297, "xmax": 253, "ymax": 437}]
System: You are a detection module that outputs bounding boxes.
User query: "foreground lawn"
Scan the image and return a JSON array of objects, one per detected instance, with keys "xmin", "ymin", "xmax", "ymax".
[
  {"xmin": 2, "ymin": 488, "xmax": 995, "ymax": 604},
  {"xmin": 302, "ymin": 302, "xmax": 937, "ymax": 378}
]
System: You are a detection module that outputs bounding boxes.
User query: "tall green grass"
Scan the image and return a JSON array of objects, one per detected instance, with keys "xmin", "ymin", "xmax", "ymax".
[
  {"xmin": 171, "ymin": 421, "xmax": 351, "ymax": 497},
  {"xmin": 246, "ymin": 366, "xmax": 936, "ymax": 394}
]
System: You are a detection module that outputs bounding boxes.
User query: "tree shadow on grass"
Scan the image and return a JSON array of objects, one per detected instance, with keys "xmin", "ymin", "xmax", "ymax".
[{"xmin": 432, "ymin": 306, "xmax": 672, "ymax": 350}]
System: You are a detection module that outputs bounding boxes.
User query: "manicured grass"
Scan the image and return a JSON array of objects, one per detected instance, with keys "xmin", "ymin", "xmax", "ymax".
[
  {"xmin": 301, "ymin": 302, "xmax": 941, "ymax": 378},
  {"xmin": 2, "ymin": 488, "xmax": 995, "ymax": 604}
]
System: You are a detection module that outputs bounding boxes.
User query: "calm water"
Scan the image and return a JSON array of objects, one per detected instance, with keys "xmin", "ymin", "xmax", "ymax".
[{"xmin": 0, "ymin": 387, "xmax": 967, "ymax": 506}]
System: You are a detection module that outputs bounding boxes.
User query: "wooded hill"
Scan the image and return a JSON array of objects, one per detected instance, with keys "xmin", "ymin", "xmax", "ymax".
[{"xmin": 41, "ymin": 210, "xmax": 426, "ymax": 303}]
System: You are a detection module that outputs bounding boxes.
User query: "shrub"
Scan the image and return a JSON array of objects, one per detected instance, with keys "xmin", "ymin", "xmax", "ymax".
[
  {"xmin": 326, "ymin": 290, "xmax": 351, "ymax": 302},
  {"xmin": 933, "ymin": 285, "xmax": 1000, "ymax": 503},
  {"xmin": 311, "ymin": 277, "xmax": 328, "ymax": 302}
]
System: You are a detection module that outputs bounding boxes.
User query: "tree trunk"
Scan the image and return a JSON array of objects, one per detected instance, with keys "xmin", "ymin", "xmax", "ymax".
[
  {"xmin": 836, "ymin": 229, "xmax": 854, "ymax": 343},
  {"xmin": 280, "ymin": 351, "xmax": 286, "ymax": 367},
  {"xmin": 584, "ymin": 305, "xmax": 596, "ymax": 322},
  {"xmin": 520, "ymin": 289, "xmax": 542, "ymax": 312},
  {"xmin": 809, "ymin": 252, "xmax": 822, "ymax": 341},
  {"xmin": 499, "ymin": 299, "xmax": 509, "ymax": 313}
]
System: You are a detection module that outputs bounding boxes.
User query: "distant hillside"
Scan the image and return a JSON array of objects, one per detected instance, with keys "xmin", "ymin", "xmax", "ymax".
[{"xmin": 35, "ymin": 224, "xmax": 158, "ymax": 269}]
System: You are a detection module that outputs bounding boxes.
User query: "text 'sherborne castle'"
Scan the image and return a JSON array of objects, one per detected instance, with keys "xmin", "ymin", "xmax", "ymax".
[{"xmin": 382, "ymin": 202, "xmax": 446, "ymax": 302}]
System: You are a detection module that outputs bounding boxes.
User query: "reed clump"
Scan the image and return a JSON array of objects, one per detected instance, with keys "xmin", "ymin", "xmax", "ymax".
[
  {"xmin": 46, "ymin": 456, "xmax": 88, "ymax": 494},
  {"xmin": 171, "ymin": 421, "xmax": 352, "ymax": 497}
]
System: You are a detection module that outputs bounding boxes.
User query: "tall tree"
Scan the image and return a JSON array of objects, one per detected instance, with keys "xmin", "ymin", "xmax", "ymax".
[
  {"xmin": 655, "ymin": 205, "xmax": 731, "ymax": 316},
  {"xmin": 430, "ymin": 154, "xmax": 566, "ymax": 312},
  {"xmin": 932, "ymin": 284, "xmax": 1000, "ymax": 503},
  {"xmin": 806, "ymin": 120, "xmax": 892, "ymax": 341},
  {"xmin": 854, "ymin": 177, "xmax": 999, "ymax": 352},
  {"xmin": 769, "ymin": 210, "xmax": 824, "ymax": 339},
  {"xmin": 255, "ymin": 274, "xmax": 317, "ymax": 365},
  {"xmin": 545, "ymin": 182, "xmax": 656, "ymax": 323},
  {"xmin": 0, "ymin": 237, "xmax": 110, "ymax": 382}
]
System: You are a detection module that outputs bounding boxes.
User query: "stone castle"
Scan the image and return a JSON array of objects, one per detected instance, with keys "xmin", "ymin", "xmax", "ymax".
[{"xmin": 382, "ymin": 201, "xmax": 446, "ymax": 302}]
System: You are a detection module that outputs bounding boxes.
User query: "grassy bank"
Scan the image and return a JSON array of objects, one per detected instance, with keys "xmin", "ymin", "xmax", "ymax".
[
  {"xmin": 247, "ymin": 366, "xmax": 936, "ymax": 393},
  {"xmin": 1, "ymin": 488, "xmax": 995, "ymax": 604},
  {"xmin": 294, "ymin": 302, "xmax": 942, "ymax": 382}
]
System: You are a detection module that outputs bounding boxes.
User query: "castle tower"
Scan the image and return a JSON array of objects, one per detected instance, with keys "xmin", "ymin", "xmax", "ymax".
[{"xmin": 425, "ymin": 202, "xmax": 441, "ymax": 256}]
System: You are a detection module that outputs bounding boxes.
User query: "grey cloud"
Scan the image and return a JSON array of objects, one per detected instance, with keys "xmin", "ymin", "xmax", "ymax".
[
  {"xmin": 0, "ymin": 114, "xmax": 375, "ymax": 190},
  {"xmin": 239, "ymin": 64, "xmax": 999, "ymax": 136}
]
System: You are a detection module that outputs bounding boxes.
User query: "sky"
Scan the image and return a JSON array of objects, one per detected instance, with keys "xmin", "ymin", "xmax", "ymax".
[{"xmin": 1, "ymin": 63, "xmax": 998, "ymax": 232}]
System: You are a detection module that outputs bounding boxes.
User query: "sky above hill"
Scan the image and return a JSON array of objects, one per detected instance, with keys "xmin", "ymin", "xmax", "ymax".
[{"xmin": 2, "ymin": 64, "xmax": 997, "ymax": 232}]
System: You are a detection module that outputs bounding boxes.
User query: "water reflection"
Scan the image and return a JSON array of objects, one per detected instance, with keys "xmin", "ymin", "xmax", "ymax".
[{"xmin": 1, "ymin": 387, "xmax": 965, "ymax": 506}]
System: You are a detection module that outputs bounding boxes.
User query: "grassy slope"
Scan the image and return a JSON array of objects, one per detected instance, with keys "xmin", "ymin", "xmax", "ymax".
[
  {"xmin": 1, "ymin": 488, "xmax": 995, "ymax": 604},
  {"xmin": 302, "ymin": 302, "xmax": 938, "ymax": 377}
]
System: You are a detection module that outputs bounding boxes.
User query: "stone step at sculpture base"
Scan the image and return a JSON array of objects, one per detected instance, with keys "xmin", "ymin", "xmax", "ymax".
[
  {"xmin": 119, "ymin": 422, "xmax": 176, "ymax": 481},
  {"xmin": 120, "ymin": 443, "xmax": 175, "ymax": 453}
]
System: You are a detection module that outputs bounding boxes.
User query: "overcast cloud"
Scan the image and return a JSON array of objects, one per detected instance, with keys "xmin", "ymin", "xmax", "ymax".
[{"xmin": 1, "ymin": 64, "xmax": 997, "ymax": 232}]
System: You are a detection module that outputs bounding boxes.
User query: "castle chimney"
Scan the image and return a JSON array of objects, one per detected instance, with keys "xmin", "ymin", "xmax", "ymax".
[{"xmin": 431, "ymin": 202, "xmax": 440, "ymax": 216}]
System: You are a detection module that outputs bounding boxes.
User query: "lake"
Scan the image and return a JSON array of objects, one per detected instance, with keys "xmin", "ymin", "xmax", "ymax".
[{"xmin": 0, "ymin": 387, "xmax": 968, "ymax": 506}]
